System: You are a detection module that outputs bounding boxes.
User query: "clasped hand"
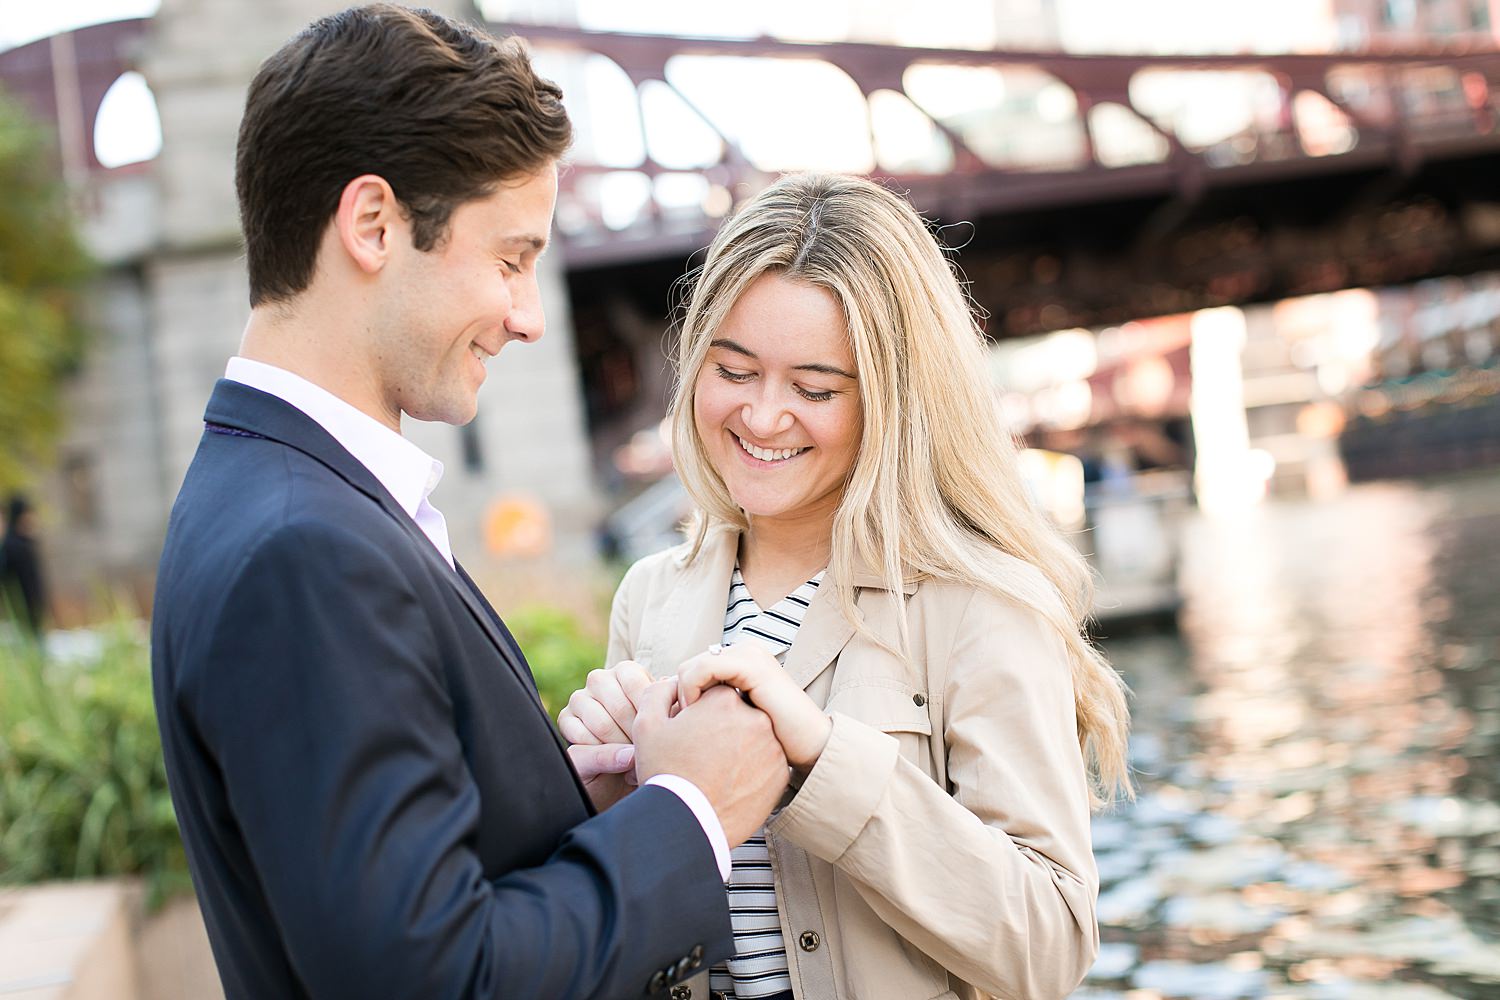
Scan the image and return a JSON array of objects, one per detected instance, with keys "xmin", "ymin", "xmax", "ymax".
[{"xmin": 561, "ymin": 645, "xmax": 832, "ymax": 806}]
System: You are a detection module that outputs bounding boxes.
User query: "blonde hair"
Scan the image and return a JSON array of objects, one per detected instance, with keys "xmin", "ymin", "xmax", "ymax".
[{"xmin": 669, "ymin": 173, "xmax": 1131, "ymax": 806}]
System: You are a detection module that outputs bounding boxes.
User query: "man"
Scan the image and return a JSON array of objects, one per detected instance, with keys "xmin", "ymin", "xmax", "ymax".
[
  {"xmin": 151, "ymin": 7, "xmax": 788, "ymax": 998},
  {"xmin": 0, "ymin": 494, "xmax": 47, "ymax": 637}
]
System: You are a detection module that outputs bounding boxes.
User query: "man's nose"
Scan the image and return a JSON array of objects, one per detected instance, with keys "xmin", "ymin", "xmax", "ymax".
[{"xmin": 506, "ymin": 272, "xmax": 545, "ymax": 343}]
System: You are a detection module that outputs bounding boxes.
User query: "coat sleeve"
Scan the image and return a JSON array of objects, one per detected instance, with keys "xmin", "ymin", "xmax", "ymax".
[
  {"xmin": 181, "ymin": 521, "xmax": 730, "ymax": 1000},
  {"xmin": 767, "ymin": 587, "xmax": 1100, "ymax": 1000},
  {"xmin": 606, "ymin": 559, "xmax": 637, "ymax": 668}
]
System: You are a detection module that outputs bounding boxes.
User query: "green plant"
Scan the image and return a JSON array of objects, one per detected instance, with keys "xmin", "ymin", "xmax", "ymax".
[
  {"xmin": 0, "ymin": 87, "xmax": 95, "ymax": 491},
  {"xmin": 0, "ymin": 624, "xmax": 189, "ymax": 903},
  {"xmin": 0, "ymin": 599, "xmax": 608, "ymax": 905},
  {"xmin": 505, "ymin": 604, "xmax": 608, "ymax": 718}
]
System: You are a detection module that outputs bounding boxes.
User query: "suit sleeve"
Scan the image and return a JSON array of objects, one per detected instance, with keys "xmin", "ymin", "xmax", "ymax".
[
  {"xmin": 182, "ymin": 521, "xmax": 731, "ymax": 999},
  {"xmin": 767, "ymin": 588, "xmax": 1099, "ymax": 1000}
]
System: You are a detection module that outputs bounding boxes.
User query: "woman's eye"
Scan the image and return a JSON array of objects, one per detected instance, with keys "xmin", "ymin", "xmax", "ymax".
[
  {"xmin": 795, "ymin": 385, "xmax": 836, "ymax": 402},
  {"xmin": 714, "ymin": 364, "xmax": 754, "ymax": 382}
]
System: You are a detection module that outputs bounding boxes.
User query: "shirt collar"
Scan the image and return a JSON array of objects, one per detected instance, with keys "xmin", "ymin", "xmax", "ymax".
[{"xmin": 224, "ymin": 357, "xmax": 444, "ymax": 519}]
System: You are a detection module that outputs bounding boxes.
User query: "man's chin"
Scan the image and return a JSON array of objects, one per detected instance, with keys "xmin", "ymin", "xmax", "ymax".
[{"xmin": 406, "ymin": 398, "xmax": 479, "ymax": 427}]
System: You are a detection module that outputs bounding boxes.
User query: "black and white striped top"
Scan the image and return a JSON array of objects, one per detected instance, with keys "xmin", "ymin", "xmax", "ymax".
[{"xmin": 711, "ymin": 565, "xmax": 825, "ymax": 1000}]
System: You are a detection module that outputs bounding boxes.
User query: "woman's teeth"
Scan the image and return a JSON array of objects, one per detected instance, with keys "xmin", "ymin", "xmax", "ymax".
[{"xmin": 737, "ymin": 435, "xmax": 807, "ymax": 463}]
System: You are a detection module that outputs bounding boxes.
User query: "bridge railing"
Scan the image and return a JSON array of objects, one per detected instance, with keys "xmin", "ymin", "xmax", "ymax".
[{"xmin": 489, "ymin": 22, "xmax": 1500, "ymax": 266}]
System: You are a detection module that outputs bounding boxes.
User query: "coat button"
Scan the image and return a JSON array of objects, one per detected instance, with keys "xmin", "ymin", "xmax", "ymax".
[
  {"xmin": 799, "ymin": 930, "xmax": 822, "ymax": 951},
  {"xmin": 670, "ymin": 986, "xmax": 692, "ymax": 1000},
  {"xmin": 913, "ymin": 693, "xmax": 927, "ymax": 707},
  {"xmin": 688, "ymin": 944, "xmax": 704, "ymax": 968}
]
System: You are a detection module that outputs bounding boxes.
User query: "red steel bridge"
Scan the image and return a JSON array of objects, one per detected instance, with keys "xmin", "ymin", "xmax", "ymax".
[
  {"xmin": 494, "ymin": 23, "xmax": 1500, "ymax": 336},
  {"xmin": 7, "ymin": 18, "xmax": 1500, "ymax": 335}
]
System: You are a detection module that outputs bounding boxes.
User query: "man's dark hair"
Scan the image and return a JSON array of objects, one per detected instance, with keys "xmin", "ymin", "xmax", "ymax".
[{"xmin": 235, "ymin": 3, "xmax": 572, "ymax": 306}]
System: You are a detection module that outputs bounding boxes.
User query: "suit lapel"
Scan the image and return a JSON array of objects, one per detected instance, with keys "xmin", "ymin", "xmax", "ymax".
[{"xmin": 204, "ymin": 380, "xmax": 547, "ymax": 711}]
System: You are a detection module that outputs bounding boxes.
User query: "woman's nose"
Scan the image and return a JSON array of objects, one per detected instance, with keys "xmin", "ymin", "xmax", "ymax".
[{"xmin": 741, "ymin": 399, "xmax": 794, "ymax": 439}]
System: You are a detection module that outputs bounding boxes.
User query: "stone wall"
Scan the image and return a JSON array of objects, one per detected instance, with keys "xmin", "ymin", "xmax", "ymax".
[{"xmin": 39, "ymin": 0, "xmax": 602, "ymax": 601}]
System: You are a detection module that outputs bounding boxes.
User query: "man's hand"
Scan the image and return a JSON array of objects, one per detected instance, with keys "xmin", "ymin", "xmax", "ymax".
[
  {"xmin": 632, "ymin": 680, "xmax": 788, "ymax": 847},
  {"xmin": 558, "ymin": 660, "xmax": 655, "ymax": 746},
  {"xmin": 567, "ymin": 743, "xmax": 638, "ymax": 812}
]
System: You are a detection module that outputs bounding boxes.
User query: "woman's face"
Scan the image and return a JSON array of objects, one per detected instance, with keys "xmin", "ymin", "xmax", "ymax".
[{"xmin": 692, "ymin": 272, "xmax": 863, "ymax": 527}]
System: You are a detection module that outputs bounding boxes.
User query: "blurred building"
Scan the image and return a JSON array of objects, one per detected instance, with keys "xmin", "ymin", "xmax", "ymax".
[
  {"xmin": 6, "ymin": 0, "xmax": 1500, "ymax": 605},
  {"xmin": 0, "ymin": 0, "xmax": 604, "ymax": 604},
  {"xmin": 1332, "ymin": 0, "xmax": 1500, "ymax": 49}
]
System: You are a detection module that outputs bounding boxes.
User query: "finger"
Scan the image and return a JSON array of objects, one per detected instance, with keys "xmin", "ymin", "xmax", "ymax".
[
  {"xmin": 585, "ymin": 668, "xmax": 639, "ymax": 739},
  {"xmin": 557, "ymin": 709, "xmax": 600, "ymax": 746},
  {"xmin": 634, "ymin": 676, "xmax": 679, "ymax": 727},
  {"xmin": 615, "ymin": 660, "xmax": 654, "ymax": 705},
  {"xmin": 678, "ymin": 652, "xmax": 756, "ymax": 707},
  {"xmin": 567, "ymin": 742, "xmax": 636, "ymax": 782},
  {"xmin": 565, "ymin": 688, "xmax": 630, "ymax": 745}
]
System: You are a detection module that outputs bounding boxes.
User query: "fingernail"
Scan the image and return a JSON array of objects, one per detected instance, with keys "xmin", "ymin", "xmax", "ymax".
[{"xmin": 614, "ymin": 746, "xmax": 635, "ymax": 768}]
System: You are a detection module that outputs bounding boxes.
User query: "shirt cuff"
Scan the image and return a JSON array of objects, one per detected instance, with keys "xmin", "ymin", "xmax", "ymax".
[{"xmin": 643, "ymin": 773, "xmax": 731, "ymax": 881}]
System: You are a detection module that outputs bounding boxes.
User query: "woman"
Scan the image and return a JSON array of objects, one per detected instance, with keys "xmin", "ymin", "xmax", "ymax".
[{"xmin": 560, "ymin": 173, "xmax": 1130, "ymax": 1000}]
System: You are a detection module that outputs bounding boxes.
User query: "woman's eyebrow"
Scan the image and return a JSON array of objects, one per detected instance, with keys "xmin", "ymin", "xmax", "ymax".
[{"xmin": 709, "ymin": 338, "xmax": 856, "ymax": 379}]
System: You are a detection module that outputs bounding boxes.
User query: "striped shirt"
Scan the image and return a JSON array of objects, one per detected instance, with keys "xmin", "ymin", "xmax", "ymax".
[{"xmin": 711, "ymin": 565, "xmax": 824, "ymax": 1000}]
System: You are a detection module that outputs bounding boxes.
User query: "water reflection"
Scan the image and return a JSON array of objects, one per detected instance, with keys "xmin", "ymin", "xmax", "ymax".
[{"xmin": 1078, "ymin": 472, "xmax": 1500, "ymax": 999}]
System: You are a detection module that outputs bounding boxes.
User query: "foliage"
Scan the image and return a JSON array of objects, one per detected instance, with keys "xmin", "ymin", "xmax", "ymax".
[
  {"xmin": 0, "ymin": 600, "xmax": 608, "ymax": 903},
  {"xmin": 506, "ymin": 603, "xmax": 609, "ymax": 718},
  {"xmin": 0, "ymin": 624, "xmax": 190, "ymax": 903},
  {"xmin": 0, "ymin": 87, "xmax": 94, "ymax": 492}
]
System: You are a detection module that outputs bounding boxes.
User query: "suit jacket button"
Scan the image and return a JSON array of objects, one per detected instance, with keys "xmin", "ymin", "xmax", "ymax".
[
  {"xmin": 670, "ymin": 986, "xmax": 693, "ymax": 1000},
  {"xmin": 913, "ymin": 693, "xmax": 927, "ymax": 707},
  {"xmin": 799, "ymin": 930, "xmax": 822, "ymax": 951},
  {"xmin": 689, "ymin": 944, "xmax": 705, "ymax": 964},
  {"xmin": 649, "ymin": 970, "xmax": 669, "ymax": 993}
]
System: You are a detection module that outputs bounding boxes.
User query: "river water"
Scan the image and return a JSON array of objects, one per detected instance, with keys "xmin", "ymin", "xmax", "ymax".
[{"xmin": 1079, "ymin": 471, "xmax": 1500, "ymax": 999}]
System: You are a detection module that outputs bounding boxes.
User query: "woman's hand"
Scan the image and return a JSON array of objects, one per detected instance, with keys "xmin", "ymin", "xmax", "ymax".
[
  {"xmin": 567, "ymin": 743, "xmax": 638, "ymax": 811},
  {"xmin": 677, "ymin": 644, "xmax": 832, "ymax": 773},
  {"xmin": 557, "ymin": 660, "xmax": 655, "ymax": 746}
]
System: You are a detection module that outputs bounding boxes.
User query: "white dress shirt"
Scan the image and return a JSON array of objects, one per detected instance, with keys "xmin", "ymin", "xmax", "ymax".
[
  {"xmin": 222, "ymin": 357, "xmax": 731, "ymax": 878},
  {"xmin": 226, "ymin": 357, "xmax": 454, "ymax": 567}
]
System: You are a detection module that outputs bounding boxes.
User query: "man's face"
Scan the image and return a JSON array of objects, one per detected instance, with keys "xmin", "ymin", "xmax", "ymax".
[{"xmin": 375, "ymin": 164, "xmax": 558, "ymax": 426}]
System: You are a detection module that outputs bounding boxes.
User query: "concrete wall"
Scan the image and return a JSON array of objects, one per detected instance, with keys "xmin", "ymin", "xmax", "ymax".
[{"xmin": 39, "ymin": 0, "xmax": 602, "ymax": 600}]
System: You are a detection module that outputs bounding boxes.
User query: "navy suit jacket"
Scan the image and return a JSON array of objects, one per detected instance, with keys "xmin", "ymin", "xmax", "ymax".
[{"xmin": 152, "ymin": 380, "xmax": 732, "ymax": 999}]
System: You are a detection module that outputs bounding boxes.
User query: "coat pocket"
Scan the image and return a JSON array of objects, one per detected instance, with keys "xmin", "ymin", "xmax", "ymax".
[{"xmin": 824, "ymin": 680, "xmax": 932, "ymax": 735}]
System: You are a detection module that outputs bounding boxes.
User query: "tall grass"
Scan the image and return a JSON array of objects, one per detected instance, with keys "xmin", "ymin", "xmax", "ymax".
[
  {"xmin": 0, "ymin": 601, "xmax": 606, "ymax": 904},
  {"xmin": 0, "ymin": 623, "xmax": 189, "ymax": 903}
]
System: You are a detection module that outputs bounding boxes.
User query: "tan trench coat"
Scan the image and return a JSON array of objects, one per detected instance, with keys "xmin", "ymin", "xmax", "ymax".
[{"xmin": 605, "ymin": 528, "xmax": 1100, "ymax": 1000}]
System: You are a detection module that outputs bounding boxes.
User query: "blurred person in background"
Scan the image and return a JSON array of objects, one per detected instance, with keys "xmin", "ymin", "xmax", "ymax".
[
  {"xmin": 561, "ymin": 173, "xmax": 1131, "ymax": 1000},
  {"xmin": 151, "ymin": 5, "xmax": 791, "ymax": 999},
  {"xmin": 0, "ymin": 493, "xmax": 48, "ymax": 637}
]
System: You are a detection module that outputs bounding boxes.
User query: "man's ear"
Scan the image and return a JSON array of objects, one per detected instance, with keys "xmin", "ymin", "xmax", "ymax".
[{"xmin": 334, "ymin": 174, "xmax": 402, "ymax": 276}]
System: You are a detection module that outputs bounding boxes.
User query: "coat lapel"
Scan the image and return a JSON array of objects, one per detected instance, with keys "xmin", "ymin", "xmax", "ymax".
[
  {"xmin": 204, "ymin": 380, "xmax": 545, "ymax": 708},
  {"xmin": 640, "ymin": 527, "xmax": 739, "ymax": 680},
  {"xmin": 642, "ymin": 526, "xmax": 923, "ymax": 693}
]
